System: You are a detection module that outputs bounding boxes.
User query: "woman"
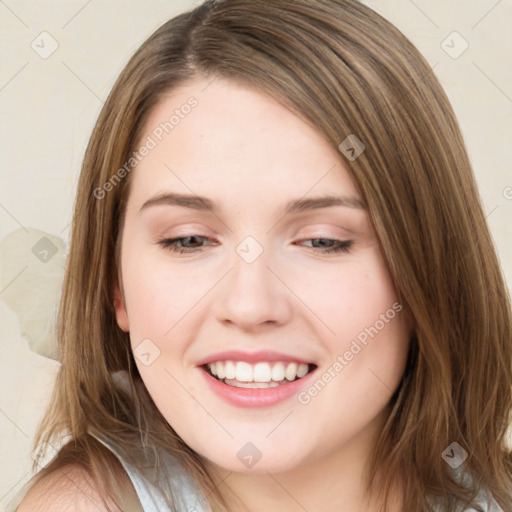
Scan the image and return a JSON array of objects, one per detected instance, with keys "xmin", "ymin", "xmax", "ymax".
[{"xmin": 11, "ymin": 0, "xmax": 512, "ymax": 510}]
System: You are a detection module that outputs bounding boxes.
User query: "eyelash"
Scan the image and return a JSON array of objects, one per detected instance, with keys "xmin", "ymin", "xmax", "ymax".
[{"xmin": 157, "ymin": 236, "xmax": 353, "ymax": 255}]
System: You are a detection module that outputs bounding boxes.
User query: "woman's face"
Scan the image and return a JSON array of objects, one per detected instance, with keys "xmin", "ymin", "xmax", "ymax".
[{"xmin": 114, "ymin": 76, "xmax": 410, "ymax": 474}]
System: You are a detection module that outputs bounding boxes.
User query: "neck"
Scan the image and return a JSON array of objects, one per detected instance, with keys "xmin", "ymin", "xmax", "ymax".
[{"xmin": 204, "ymin": 408, "xmax": 403, "ymax": 512}]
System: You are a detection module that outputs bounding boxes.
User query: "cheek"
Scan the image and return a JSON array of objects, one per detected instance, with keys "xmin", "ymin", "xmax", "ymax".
[
  {"xmin": 298, "ymin": 254, "xmax": 409, "ymax": 444},
  {"xmin": 291, "ymin": 250, "xmax": 401, "ymax": 345},
  {"xmin": 121, "ymin": 250, "xmax": 205, "ymax": 337},
  {"xmin": 296, "ymin": 248, "xmax": 409, "ymax": 400}
]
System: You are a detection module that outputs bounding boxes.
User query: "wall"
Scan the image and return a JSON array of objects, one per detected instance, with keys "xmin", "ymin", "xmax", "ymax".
[{"xmin": 0, "ymin": 0, "xmax": 510, "ymax": 506}]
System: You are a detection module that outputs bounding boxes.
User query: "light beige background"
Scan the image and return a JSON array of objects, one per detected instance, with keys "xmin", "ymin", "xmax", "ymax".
[{"xmin": 1, "ymin": 0, "xmax": 511, "ymax": 507}]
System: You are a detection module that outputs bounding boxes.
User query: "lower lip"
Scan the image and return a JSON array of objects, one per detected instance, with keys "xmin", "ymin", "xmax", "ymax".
[{"xmin": 198, "ymin": 366, "xmax": 316, "ymax": 408}]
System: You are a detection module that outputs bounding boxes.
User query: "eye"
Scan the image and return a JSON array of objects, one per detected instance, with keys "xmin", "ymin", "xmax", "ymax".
[
  {"xmin": 157, "ymin": 235, "xmax": 216, "ymax": 254},
  {"xmin": 298, "ymin": 238, "xmax": 353, "ymax": 254},
  {"xmin": 157, "ymin": 235, "xmax": 353, "ymax": 255}
]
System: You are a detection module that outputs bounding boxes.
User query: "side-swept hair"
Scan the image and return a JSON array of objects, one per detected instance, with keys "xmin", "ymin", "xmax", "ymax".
[{"xmin": 30, "ymin": 1, "xmax": 512, "ymax": 511}]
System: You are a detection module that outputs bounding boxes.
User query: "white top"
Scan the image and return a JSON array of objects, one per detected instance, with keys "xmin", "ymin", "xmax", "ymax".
[
  {"xmin": 5, "ymin": 442, "xmax": 506, "ymax": 512},
  {"xmin": 90, "ymin": 432, "xmax": 211, "ymax": 512},
  {"xmin": 5, "ymin": 435, "xmax": 505, "ymax": 512},
  {"xmin": 4, "ymin": 431, "xmax": 211, "ymax": 512},
  {"xmin": 4, "ymin": 373, "xmax": 505, "ymax": 511},
  {"xmin": 4, "ymin": 429, "xmax": 506, "ymax": 512}
]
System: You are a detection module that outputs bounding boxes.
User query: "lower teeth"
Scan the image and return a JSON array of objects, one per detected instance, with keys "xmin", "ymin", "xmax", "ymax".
[{"xmin": 221, "ymin": 378, "xmax": 293, "ymax": 388}]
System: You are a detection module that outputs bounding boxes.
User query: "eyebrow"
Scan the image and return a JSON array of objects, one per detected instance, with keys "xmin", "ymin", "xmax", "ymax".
[{"xmin": 138, "ymin": 192, "xmax": 366, "ymax": 215}]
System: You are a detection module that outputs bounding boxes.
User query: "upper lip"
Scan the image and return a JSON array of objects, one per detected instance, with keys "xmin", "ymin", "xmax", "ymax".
[{"xmin": 196, "ymin": 350, "xmax": 316, "ymax": 367}]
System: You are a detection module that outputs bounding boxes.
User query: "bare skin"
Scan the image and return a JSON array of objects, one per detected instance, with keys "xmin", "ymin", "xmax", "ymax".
[{"xmin": 113, "ymin": 76, "xmax": 410, "ymax": 511}]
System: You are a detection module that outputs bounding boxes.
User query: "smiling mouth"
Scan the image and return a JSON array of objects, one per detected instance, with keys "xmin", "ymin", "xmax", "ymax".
[{"xmin": 203, "ymin": 360, "xmax": 317, "ymax": 389}]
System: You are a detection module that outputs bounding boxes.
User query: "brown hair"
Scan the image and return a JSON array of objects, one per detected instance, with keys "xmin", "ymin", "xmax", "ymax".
[{"xmin": 29, "ymin": 0, "xmax": 512, "ymax": 511}]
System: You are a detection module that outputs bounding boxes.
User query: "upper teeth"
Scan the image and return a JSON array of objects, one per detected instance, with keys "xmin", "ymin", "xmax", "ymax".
[{"xmin": 207, "ymin": 361, "xmax": 309, "ymax": 382}]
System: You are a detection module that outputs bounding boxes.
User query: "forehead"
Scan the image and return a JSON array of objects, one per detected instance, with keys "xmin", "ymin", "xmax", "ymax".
[{"xmin": 128, "ymin": 77, "xmax": 360, "ymax": 208}]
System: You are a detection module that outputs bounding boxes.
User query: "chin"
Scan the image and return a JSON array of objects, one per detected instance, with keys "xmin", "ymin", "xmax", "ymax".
[{"xmin": 199, "ymin": 443, "xmax": 307, "ymax": 475}]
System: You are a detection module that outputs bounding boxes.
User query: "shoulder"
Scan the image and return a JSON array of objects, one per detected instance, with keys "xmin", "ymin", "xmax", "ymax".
[{"xmin": 16, "ymin": 463, "xmax": 124, "ymax": 512}]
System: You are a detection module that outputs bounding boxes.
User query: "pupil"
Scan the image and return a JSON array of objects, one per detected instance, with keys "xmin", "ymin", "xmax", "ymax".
[{"xmin": 184, "ymin": 236, "xmax": 201, "ymax": 247}]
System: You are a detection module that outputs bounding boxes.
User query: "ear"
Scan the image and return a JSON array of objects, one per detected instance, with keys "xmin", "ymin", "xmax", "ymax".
[{"xmin": 113, "ymin": 285, "xmax": 130, "ymax": 332}]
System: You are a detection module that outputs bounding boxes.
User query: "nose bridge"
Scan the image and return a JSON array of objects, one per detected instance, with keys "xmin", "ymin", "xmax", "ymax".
[{"xmin": 213, "ymin": 235, "xmax": 292, "ymax": 328}]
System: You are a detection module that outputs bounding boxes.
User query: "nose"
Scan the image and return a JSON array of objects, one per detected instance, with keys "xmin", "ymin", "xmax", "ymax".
[{"xmin": 212, "ymin": 244, "xmax": 293, "ymax": 331}]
